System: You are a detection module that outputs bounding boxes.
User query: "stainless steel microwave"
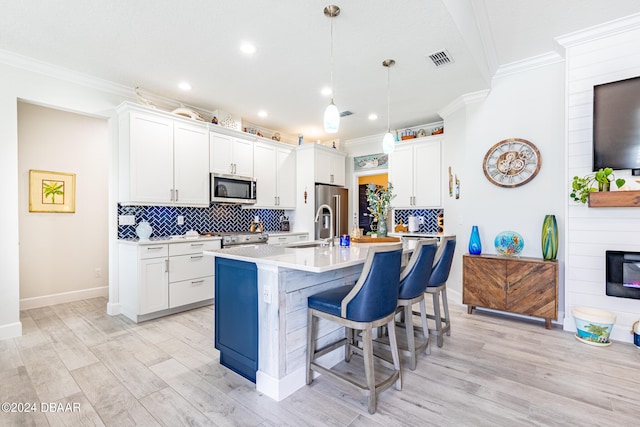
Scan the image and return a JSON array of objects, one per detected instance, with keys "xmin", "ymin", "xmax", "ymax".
[{"xmin": 211, "ymin": 173, "xmax": 257, "ymax": 204}]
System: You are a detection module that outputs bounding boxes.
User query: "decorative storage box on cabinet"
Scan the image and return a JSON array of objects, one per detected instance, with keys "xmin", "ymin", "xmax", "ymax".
[{"xmin": 462, "ymin": 254, "xmax": 558, "ymax": 329}]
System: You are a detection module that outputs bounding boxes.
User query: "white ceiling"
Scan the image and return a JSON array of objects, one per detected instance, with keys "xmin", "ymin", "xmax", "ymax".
[{"xmin": 1, "ymin": 0, "xmax": 639, "ymax": 141}]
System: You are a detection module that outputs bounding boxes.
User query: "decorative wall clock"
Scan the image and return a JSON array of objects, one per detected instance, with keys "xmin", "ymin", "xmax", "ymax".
[{"xmin": 483, "ymin": 138, "xmax": 541, "ymax": 188}]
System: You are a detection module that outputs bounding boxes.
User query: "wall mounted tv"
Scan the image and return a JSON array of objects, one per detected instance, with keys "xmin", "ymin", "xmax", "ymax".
[{"xmin": 593, "ymin": 75, "xmax": 640, "ymax": 175}]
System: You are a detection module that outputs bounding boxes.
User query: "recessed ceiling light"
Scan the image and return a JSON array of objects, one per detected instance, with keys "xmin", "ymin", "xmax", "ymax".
[
  {"xmin": 321, "ymin": 87, "xmax": 332, "ymax": 96},
  {"xmin": 240, "ymin": 42, "xmax": 257, "ymax": 55},
  {"xmin": 258, "ymin": 111, "xmax": 268, "ymax": 118},
  {"xmin": 178, "ymin": 82, "xmax": 192, "ymax": 91},
  {"xmin": 368, "ymin": 113, "xmax": 378, "ymax": 121}
]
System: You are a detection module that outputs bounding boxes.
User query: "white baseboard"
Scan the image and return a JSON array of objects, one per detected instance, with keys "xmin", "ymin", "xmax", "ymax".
[
  {"xmin": 0, "ymin": 321, "xmax": 22, "ymax": 340},
  {"xmin": 256, "ymin": 346, "xmax": 342, "ymax": 401},
  {"xmin": 20, "ymin": 286, "xmax": 108, "ymax": 310},
  {"xmin": 106, "ymin": 302, "xmax": 121, "ymax": 315}
]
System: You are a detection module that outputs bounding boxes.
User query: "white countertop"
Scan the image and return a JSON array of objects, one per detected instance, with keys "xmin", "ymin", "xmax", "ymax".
[
  {"xmin": 204, "ymin": 239, "xmax": 417, "ymax": 273},
  {"xmin": 118, "ymin": 235, "xmax": 222, "ymax": 246}
]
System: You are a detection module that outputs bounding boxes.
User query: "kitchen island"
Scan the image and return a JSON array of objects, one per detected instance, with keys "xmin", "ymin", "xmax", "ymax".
[{"xmin": 204, "ymin": 239, "xmax": 417, "ymax": 401}]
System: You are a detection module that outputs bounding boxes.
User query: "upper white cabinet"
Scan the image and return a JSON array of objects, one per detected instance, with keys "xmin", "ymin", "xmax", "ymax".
[
  {"xmin": 314, "ymin": 146, "xmax": 346, "ymax": 186},
  {"xmin": 388, "ymin": 137, "xmax": 442, "ymax": 208},
  {"xmin": 118, "ymin": 103, "xmax": 209, "ymax": 207},
  {"xmin": 253, "ymin": 141, "xmax": 296, "ymax": 209},
  {"xmin": 209, "ymin": 132, "xmax": 254, "ymax": 177}
]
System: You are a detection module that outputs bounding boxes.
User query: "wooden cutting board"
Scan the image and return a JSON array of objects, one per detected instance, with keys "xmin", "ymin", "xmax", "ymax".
[{"xmin": 351, "ymin": 236, "xmax": 400, "ymax": 243}]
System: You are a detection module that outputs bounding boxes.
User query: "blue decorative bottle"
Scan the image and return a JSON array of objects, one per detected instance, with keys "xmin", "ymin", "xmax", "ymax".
[{"xmin": 468, "ymin": 225, "xmax": 482, "ymax": 255}]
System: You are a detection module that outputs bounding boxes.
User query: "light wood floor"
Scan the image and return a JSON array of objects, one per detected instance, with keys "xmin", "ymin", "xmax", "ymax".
[{"xmin": 1, "ymin": 296, "xmax": 639, "ymax": 426}]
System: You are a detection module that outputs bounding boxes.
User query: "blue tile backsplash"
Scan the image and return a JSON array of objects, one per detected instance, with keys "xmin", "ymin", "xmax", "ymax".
[
  {"xmin": 393, "ymin": 209, "xmax": 443, "ymax": 234},
  {"xmin": 118, "ymin": 204, "xmax": 285, "ymax": 239}
]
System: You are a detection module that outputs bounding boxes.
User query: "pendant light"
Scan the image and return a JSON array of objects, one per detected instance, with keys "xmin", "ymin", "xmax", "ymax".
[
  {"xmin": 323, "ymin": 5, "xmax": 340, "ymax": 133},
  {"xmin": 382, "ymin": 59, "xmax": 396, "ymax": 154}
]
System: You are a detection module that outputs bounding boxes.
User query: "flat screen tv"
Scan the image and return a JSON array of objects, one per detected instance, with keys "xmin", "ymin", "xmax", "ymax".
[{"xmin": 593, "ymin": 75, "xmax": 640, "ymax": 174}]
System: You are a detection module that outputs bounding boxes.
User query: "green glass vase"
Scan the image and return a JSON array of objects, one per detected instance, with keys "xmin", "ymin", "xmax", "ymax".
[
  {"xmin": 377, "ymin": 218, "xmax": 388, "ymax": 237},
  {"xmin": 541, "ymin": 214, "xmax": 558, "ymax": 260}
]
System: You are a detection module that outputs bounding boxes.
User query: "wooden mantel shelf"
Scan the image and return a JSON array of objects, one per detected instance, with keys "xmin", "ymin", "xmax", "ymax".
[{"xmin": 588, "ymin": 190, "xmax": 640, "ymax": 207}]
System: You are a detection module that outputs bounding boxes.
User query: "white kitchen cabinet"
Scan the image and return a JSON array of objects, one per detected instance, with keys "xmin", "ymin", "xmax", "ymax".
[
  {"xmin": 253, "ymin": 141, "xmax": 296, "ymax": 209},
  {"xmin": 118, "ymin": 238, "xmax": 221, "ymax": 322},
  {"xmin": 315, "ymin": 147, "xmax": 345, "ymax": 186},
  {"xmin": 210, "ymin": 131, "xmax": 254, "ymax": 177},
  {"xmin": 388, "ymin": 137, "xmax": 442, "ymax": 208},
  {"xmin": 173, "ymin": 122, "xmax": 210, "ymax": 205},
  {"xmin": 267, "ymin": 233, "xmax": 309, "ymax": 245},
  {"xmin": 118, "ymin": 103, "xmax": 210, "ymax": 207}
]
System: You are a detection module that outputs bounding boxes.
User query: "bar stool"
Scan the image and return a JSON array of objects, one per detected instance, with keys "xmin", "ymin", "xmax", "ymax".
[
  {"xmin": 395, "ymin": 239, "xmax": 438, "ymax": 370},
  {"xmin": 306, "ymin": 244, "xmax": 403, "ymax": 414},
  {"xmin": 423, "ymin": 236, "xmax": 456, "ymax": 348}
]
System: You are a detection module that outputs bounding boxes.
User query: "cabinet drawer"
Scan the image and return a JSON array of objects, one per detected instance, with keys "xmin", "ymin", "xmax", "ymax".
[
  {"xmin": 169, "ymin": 254, "xmax": 214, "ymax": 282},
  {"xmin": 170, "ymin": 276, "xmax": 214, "ymax": 308},
  {"xmin": 139, "ymin": 244, "xmax": 169, "ymax": 260},
  {"xmin": 169, "ymin": 239, "xmax": 221, "ymax": 256}
]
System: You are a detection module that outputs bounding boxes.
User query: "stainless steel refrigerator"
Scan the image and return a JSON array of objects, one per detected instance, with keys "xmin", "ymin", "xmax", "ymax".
[{"xmin": 315, "ymin": 184, "xmax": 348, "ymax": 240}]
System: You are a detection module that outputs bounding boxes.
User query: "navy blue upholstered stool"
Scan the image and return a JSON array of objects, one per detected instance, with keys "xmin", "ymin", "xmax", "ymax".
[
  {"xmin": 394, "ymin": 239, "xmax": 438, "ymax": 370},
  {"xmin": 306, "ymin": 244, "xmax": 403, "ymax": 414},
  {"xmin": 422, "ymin": 236, "xmax": 456, "ymax": 348}
]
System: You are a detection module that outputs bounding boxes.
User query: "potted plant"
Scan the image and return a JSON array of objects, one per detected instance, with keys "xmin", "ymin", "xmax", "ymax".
[
  {"xmin": 570, "ymin": 167, "xmax": 625, "ymax": 204},
  {"xmin": 365, "ymin": 182, "xmax": 396, "ymax": 237}
]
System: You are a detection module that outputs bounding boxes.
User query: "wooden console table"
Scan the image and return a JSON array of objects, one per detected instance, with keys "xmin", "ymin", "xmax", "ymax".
[{"xmin": 462, "ymin": 254, "xmax": 558, "ymax": 329}]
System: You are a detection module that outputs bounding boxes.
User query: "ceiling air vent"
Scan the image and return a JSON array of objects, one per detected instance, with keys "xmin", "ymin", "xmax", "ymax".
[
  {"xmin": 428, "ymin": 49, "xmax": 453, "ymax": 67},
  {"xmin": 340, "ymin": 110, "xmax": 353, "ymax": 117}
]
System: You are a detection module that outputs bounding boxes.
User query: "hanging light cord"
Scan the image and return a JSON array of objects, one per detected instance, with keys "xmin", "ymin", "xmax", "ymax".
[
  {"xmin": 329, "ymin": 15, "xmax": 334, "ymax": 102},
  {"xmin": 386, "ymin": 64, "xmax": 391, "ymax": 132}
]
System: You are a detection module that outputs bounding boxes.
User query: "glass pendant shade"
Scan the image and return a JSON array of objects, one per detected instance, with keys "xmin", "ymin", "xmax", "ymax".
[
  {"xmin": 382, "ymin": 131, "xmax": 395, "ymax": 153},
  {"xmin": 324, "ymin": 100, "xmax": 340, "ymax": 133}
]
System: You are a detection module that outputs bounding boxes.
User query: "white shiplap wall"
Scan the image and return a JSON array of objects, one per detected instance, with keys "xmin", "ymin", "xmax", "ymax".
[{"xmin": 560, "ymin": 15, "xmax": 640, "ymax": 342}]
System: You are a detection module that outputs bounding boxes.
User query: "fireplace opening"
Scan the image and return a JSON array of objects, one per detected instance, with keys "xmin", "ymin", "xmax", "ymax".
[{"xmin": 606, "ymin": 251, "xmax": 640, "ymax": 299}]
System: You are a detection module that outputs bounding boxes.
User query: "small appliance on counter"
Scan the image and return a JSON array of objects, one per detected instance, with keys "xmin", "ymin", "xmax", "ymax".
[
  {"xmin": 280, "ymin": 216, "xmax": 290, "ymax": 231},
  {"xmin": 408, "ymin": 216, "xmax": 419, "ymax": 232}
]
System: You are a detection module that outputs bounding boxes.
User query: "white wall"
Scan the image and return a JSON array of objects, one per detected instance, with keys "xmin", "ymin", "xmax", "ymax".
[
  {"xmin": 441, "ymin": 61, "xmax": 566, "ymax": 319},
  {"xmin": 18, "ymin": 102, "xmax": 109, "ymax": 305},
  {"xmin": 560, "ymin": 16, "xmax": 640, "ymax": 343},
  {"xmin": 0, "ymin": 57, "xmax": 127, "ymax": 339}
]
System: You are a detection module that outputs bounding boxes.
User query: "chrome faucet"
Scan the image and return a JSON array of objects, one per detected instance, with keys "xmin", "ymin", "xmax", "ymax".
[{"xmin": 314, "ymin": 203, "xmax": 334, "ymax": 247}]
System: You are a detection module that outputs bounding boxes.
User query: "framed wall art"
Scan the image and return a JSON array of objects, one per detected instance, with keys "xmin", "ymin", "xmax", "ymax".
[{"xmin": 29, "ymin": 169, "xmax": 76, "ymax": 213}]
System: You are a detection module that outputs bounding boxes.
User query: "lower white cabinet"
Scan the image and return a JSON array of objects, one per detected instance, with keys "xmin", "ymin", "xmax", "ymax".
[
  {"xmin": 119, "ymin": 238, "xmax": 221, "ymax": 322},
  {"xmin": 267, "ymin": 233, "xmax": 309, "ymax": 245}
]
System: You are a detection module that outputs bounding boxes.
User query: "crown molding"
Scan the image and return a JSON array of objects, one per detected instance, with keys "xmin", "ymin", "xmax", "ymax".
[
  {"xmin": 438, "ymin": 89, "xmax": 490, "ymax": 119},
  {"xmin": 0, "ymin": 48, "xmax": 212, "ymax": 115},
  {"xmin": 0, "ymin": 48, "xmax": 133, "ymax": 98},
  {"xmin": 555, "ymin": 12, "xmax": 640, "ymax": 48},
  {"xmin": 494, "ymin": 51, "xmax": 564, "ymax": 79}
]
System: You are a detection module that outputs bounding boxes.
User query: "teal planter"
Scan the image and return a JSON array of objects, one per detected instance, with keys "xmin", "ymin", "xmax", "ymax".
[
  {"xmin": 468, "ymin": 225, "xmax": 482, "ymax": 255},
  {"xmin": 541, "ymin": 214, "xmax": 558, "ymax": 260}
]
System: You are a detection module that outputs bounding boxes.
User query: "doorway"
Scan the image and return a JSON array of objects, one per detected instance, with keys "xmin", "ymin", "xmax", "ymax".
[{"xmin": 357, "ymin": 173, "xmax": 387, "ymax": 234}]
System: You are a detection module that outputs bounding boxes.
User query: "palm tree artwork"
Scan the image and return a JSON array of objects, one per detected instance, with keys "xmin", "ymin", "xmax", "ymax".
[{"xmin": 42, "ymin": 180, "xmax": 64, "ymax": 204}]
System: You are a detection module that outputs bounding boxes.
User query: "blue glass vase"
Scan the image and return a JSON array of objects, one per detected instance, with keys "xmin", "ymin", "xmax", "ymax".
[{"xmin": 468, "ymin": 225, "xmax": 482, "ymax": 255}]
